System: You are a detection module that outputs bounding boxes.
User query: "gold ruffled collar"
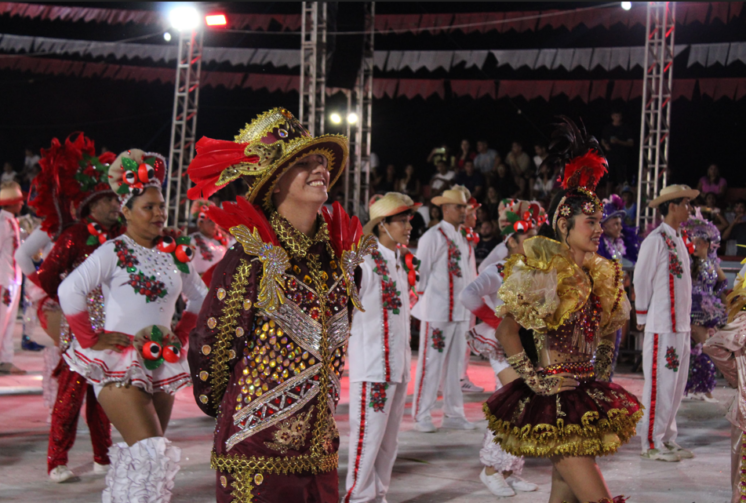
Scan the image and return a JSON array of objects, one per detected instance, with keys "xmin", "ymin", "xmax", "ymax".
[
  {"xmin": 499, "ymin": 236, "xmax": 629, "ymax": 337},
  {"xmin": 270, "ymin": 211, "xmax": 332, "ymax": 259}
]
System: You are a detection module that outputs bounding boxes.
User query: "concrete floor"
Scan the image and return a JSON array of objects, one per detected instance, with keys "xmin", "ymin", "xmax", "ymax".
[{"xmin": 0, "ymin": 322, "xmax": 736, "ymax": 503}]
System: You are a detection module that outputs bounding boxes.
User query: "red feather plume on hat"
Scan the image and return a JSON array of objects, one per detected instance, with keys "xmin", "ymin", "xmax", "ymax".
[{"xmin": 186, "ymin": 137, "xmax": 260, "ymax": 200}]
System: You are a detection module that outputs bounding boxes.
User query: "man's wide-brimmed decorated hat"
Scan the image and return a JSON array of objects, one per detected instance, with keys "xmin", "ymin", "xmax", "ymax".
[{"xmin": 186, "ymin": 107, "xmax": 348, "ymax": 211}]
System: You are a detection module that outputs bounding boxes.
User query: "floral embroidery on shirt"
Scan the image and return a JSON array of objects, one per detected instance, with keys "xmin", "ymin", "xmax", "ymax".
[
  {"xmin": 442, "ymin": 233, "xmax": 463, "ymax": 278},
  {"xmin": 193, "ymin": 234, "xmax": 214, "ymax": 262},
  {"xmin": 114, "ymin": 240, "xmax": 139, "ymax": 273},
  {"xmin": 665, "ymin": 346, "xmax": 680, "ymax": 371},
  {"xmin": 1, "ymin": 287, "xmax": 10, "ymax": 306},
  {"xmin": 371, "ymin": 248, "xmax": 402, "ymax": 314},
  {"xmin": 496, "ymin": 263, "xmax": 505, "ymax": 278},
  {"xmin": 128, "ymin": 270, "xmax": 168, "ymax": 303},
  {"xmin": 661, "ymin": 232, "xmax": 683, "ymax": 279},
  {"xmin": 369, "ymin": 382, "xmax": 388, "ymax": 412},
  {"xmin": 431, "ymin": 328, "xmax": 445, "ymax": 353}
]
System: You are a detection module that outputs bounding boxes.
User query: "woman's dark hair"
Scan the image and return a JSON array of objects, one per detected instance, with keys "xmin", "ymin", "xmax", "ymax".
[
  {"xmin": 658, "ymin": 197, "xmax": 684, "ymax": 217},
  {"xmin": 536, "ymin": 188, "xmax": 589, "ymax": 242},
  {"xmin": 124, "ymin": 193, "xmax": 139, "ymax": 210}
]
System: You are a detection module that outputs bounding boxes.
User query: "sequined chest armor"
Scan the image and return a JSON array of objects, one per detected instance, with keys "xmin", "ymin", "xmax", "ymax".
[
  {"xmin": 209, "ymin": 214, "xmax": 356, "ymax": 481},
  {"xmin": 539, "ymin": 293, "xmax": 602, "ymax": 382}
]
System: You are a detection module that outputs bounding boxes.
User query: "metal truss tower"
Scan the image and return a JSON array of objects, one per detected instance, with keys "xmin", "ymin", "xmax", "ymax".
[
  {"xmin": 299, "ymin": 2, "xmax": 327, "ymax": 137},
  {"xmin": 635, "ymin": 2, "xmax": 675, "ymax": 230},
  {"xmin": 165, "ymin": 28, "xmax": 203, "ymax": 231},
  {"xmin": 345, "ymin": 2, "xmax": 375, "ymax": 218}
]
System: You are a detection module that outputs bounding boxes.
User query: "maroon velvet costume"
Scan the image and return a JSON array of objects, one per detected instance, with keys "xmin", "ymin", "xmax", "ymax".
[
  {"xmin": 32, "ymin": 217, "xmax": 123, "ymax": 473},
  {"xmin": 190, "ymin": 212, "xmax": 362, "ymax": 502}
]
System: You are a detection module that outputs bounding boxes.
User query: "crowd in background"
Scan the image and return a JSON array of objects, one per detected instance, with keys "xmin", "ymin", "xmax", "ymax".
[
  {"xmin": 6, "ymin": 111, "xmax": 746, "ymax": 260},
  {"xmin": 363, "ymin": 111, "xmax": 746, "ymax": 260}
]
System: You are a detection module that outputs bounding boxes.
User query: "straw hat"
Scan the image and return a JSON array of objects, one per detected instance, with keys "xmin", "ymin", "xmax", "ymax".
[
  {"xmin": 432, "ymin": 186, "xmax": 469, "ymax": 207},
  {"xmin": 187, "ymin": 107, "xmax": 348, "ymax": 211},
  {"xmin": 0, "ymin": 181, "xmax": 23, "ymax": 206},
  {"xmin": 363, "ymin": 192, "xmax": 421, "ymax": 235},
  {"xmin": 648, "ymin": 184, "xmax": 700, "ymax": 208}
]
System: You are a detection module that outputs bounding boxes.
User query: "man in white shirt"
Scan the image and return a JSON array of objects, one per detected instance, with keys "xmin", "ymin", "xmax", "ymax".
[
  {"xmin": 0, "ymin": 182, "xmax": 24, "ymax": 374},
  {"xmin": 411, "ymin": 187, "xmax": 477, "ymax": 432},
  {"xmin": 634, "ymin": 184, "xmax": 699, "ymax": 462},
  {"xmin": 345, "ymin": 193, "xmax": 419, "ymax": 503},
  {"xmin": 429, "ymin": 161, "xmax": 455, "ymax": 197}
]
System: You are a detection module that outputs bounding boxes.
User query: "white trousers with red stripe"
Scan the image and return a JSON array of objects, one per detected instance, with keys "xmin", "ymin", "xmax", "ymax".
[
  {"xmin": 344, "ymin": 380, "xmax": 407, "ymax": 503},
  {"xmin": 0, "ymin": 283, "xmax": 21, "ymax": 363},
  {"xmin": 411, "ymin": 321, "xmax": 469, "ymax": 423},
  {"xmin": 638, "ymin": 331, "xmax": 691, "ymax": 452}
]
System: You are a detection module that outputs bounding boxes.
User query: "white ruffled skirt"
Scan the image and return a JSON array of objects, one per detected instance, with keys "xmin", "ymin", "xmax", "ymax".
[{"xmin": 63, "ymin": 339, "xmax": 191, "ymax": 396}]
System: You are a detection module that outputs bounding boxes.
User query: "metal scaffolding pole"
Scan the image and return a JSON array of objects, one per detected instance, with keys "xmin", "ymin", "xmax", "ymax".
[
  {"xmin": 351, "ymin": 2, "xmax": 375, "ymax": 219},
  {"xmin": 299, "ymin": 2, "xmax": 327, "ymax": 137},
  {"xmin": 635, "ymin": 2, "xmax": 675, "ymax": 231},
  {"xmin": 165, "ymin": 28, "xmax": 203, "ymax": 231}
]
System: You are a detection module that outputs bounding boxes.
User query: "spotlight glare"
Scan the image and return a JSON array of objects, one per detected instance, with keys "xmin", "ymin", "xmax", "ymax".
[
  {"xmin": 621, "ymin": 2, "xmax": 632, "ymax": 10},
  {"xmin": 206, "ymin": 14, "xmax": 227, "ymax": 27},
  {"xmin": 169, "ymin": 5, "xmax": 201, "ymax": 32},
  {"xmin": 347, "ymin": 113, "xmax": 358, "ymax": 124},
  {"xmin": 163, "ymin": 31, "xmax": 172, "ymax": 42},
  {"xmin": 330, "ymin": 113, "xmax": 342, "ymax": 124}
]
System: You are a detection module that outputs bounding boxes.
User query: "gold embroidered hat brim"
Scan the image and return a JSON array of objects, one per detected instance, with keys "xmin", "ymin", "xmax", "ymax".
[{"xmin": 250, "ymin": 134, "xmax": 349, "ymax": 211}]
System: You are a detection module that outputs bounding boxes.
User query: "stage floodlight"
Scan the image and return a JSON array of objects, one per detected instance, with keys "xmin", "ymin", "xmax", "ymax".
[
  {"xmin": 621, "ymin": 2, "xmax": 632, "ymax": 10},
  {"xmin": 206, "ymin": 14, "xmax": 227, "ymax": 27},
  {"xmin": 169, "ymin": 5, "xmax": 201, "ymax": 32},
  {"xmin": 330, "ymin": 113, "xmax": 342, "ymax": 124},
  {"xmin": 163, "ymin": 31, "xmax": 172, "ymax": 42},
  {"xmin": 347, "ymin": 113, "xmax": 358, "ymax": 124}
]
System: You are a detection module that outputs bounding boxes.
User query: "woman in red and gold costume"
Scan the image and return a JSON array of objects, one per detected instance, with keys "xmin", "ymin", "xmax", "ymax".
[
  {"xmin": 187, "ymin": 107, "xmax": 374, "ymax": 503},
  {"xmin": 484, "ymin": 119, "xmax": 642, "ymax": 503}
]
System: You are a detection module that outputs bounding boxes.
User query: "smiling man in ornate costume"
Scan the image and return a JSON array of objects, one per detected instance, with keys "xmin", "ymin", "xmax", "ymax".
[{"xmin": 187, "ymin": 107, "xmax": 374, "ymax": 503}]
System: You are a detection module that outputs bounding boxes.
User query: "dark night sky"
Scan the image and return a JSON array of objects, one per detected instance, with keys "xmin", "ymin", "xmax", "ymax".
[{"xmin": 2, "ymin": 2, "xmax": 746, "ymax": 189}]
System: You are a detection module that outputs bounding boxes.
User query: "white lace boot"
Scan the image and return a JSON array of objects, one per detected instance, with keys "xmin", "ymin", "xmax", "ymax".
[{"xmin": 102, "ymin": 437, "xmax": 181, "ymax": 503}]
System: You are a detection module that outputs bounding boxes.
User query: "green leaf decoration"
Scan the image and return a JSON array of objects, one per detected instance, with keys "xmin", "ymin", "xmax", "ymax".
[
  {"xmin": 116, "ymin": 184, "xmax": 130, "ymax": 195},
  {"xmin": 121, "ymin": 157, "xmax": 138, "ymax": 171},
  {"xmin": 144, "ymin": 357, "xmax": 163, "ymax": 370},
  {"xmin": 175, "ymin": 261, "xmax": 190, "ymax": 274},
  {"xmin": 86, "ymin": 235, "xmax": 98, "ymax": 246},
  {"xmin": 176, "ymin": 236, "xmax": 191, "ymax": 245},
  {"xmin": 158, "ymin": 289, "xmax": 167, "ymax": 298},
  {"xmin": 150, "ymin": 325, "xmax": 163, "ymax": 343},
  {"xmin": 143, "ymin": 157, "xmax": 156, "ymax": 167}
]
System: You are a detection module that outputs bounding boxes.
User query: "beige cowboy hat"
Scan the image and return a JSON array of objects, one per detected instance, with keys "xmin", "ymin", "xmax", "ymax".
[
  {"xmin": 0, "ymin": 181, "xmax": 23, "ymax": 206},
  {"xmin": 432, "ymin": 186, "xmax": 469, "ymax": 207},
  {"xmin": 648, "ymin": 184, "xmax": 700, "ymax": 208},
  {"xmin": 363, "ymin": 192, "xmax": 422, "ymax": 235}
]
